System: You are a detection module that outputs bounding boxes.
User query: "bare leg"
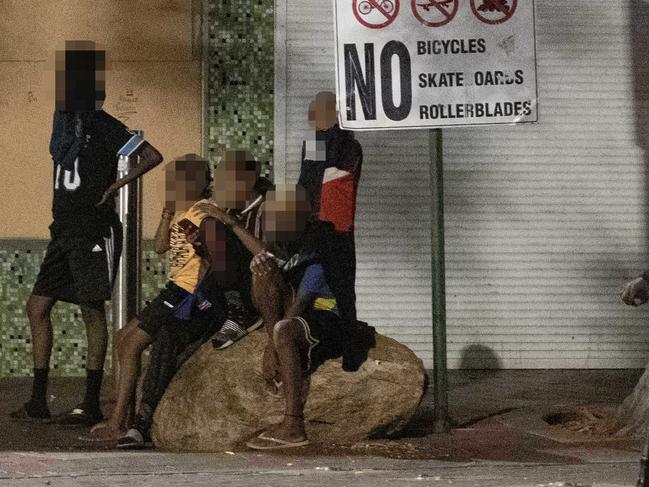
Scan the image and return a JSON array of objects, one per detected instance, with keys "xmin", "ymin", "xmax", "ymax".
[
  {"xmin": 248, "ymin": 264, "xmax": 310, "ymax": 442},
  {"xmin": 20, "ymin": 294, "xmax": 56, "ymax": 413},
  {"xmin": 252, "ymin": 272, "xmax": 291, "ymax": 333},
  {"xmin": 26, "ymin": 294, "xmax": 56, "ymax": 369},
  {"xmin": 251, "ymin": 270, "xmax": 292, "ymax": 382},
  {"xmin": 92, "ymin": 319, "xmax": 152, "ymax": 438},
  {"xmin": 134, "ymin": 368, "xmax": 146, "ymax": 420},
  {"xmin": 78, "ymin": 302, "xmax": 108, "ymax": 413},
  {"xmin": 79, "ymin": 302, "xmax": 108, "ymax": 371},
  {"xmin": 262, "ymin": 318, "xmax": 310, "ymax": 442}
]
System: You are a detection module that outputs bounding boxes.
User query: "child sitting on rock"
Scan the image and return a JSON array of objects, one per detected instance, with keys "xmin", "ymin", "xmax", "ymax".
[{"xmin": 202, "ymin": 184, "xmax": 374, "ymax": 450}]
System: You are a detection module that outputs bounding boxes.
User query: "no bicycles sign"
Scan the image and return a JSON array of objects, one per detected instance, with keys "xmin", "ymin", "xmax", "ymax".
[{"xmin": 334, "ymin": 0, "xmax": 538, "ymax": 130}]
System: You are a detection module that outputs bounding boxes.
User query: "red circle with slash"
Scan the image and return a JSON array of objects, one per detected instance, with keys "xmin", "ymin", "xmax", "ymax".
[
  {"xmin": 412, "ymin": 0, "xmax": 459, "ymax": 27},
  {"xmin": 470, "ymin": 0, "xmax": 518, "ymax": 24},
  {"xmin": 353, "ymin": 0, "xmax": 400, "ymax": 29}
]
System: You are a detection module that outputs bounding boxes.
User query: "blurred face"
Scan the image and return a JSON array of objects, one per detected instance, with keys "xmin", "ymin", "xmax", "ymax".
[
  {"xmin": 211, "ymin": 150, "xmax": 258, "ymax": 209},
  {"xmin": 165, "ymin": 156, "xmax": 210, "ymax": 213},
  {"xmin": 308, "ymin": 91, "xmax": 338, "ymax": 131},
  {"xmin": 263, "ymin": 185, "xmax": 311, "ymax": 243},
  {"xmin": 55, "ymin": 40, "xmax": 106, "ymax": 112}
]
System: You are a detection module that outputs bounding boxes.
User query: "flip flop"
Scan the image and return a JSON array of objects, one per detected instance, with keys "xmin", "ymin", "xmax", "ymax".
[
  {"xmin": 77, "ymin": 425, "xmax": 120, "ymax": 445},
  {"xmin": 52, "ymin": 405, "xmax": 104, "ymax": 427},
  {"xmin": 117, "ymin": 428, "xmax": 152, "ymax": 449},
  {"xmin": 246, "ymin": 431, "xmax": 310, "ymax": 450}
]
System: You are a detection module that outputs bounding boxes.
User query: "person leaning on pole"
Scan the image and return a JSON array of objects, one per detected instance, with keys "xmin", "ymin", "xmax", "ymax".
[{"xmin": 10, "ymin": 40, "xmax": 164, "ymax": 425}]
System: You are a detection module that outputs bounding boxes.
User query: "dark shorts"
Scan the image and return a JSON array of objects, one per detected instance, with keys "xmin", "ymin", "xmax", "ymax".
[
  {"xmin": 137, "ymin": 281, "xmax": 225, "ymax": 340},
  {"xmin": 295, "ymin": 310, "xmax": 347, "ymax": 373},
  {"xmin": 32, "ymin": 224, "xmax": 122, "ymax": 304}
]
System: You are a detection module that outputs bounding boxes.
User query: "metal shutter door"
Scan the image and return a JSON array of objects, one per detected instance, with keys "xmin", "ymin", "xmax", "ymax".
[{"xmin": 274, "ymin": 0, "xmax": 649, "ymax": 369}]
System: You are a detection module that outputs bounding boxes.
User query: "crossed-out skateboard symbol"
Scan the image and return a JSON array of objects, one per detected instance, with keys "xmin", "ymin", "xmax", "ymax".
[
  {"xmin": 353, "ymin": 0, "xmax": 400, "ymax": 29},
  {"xmin": 412, "ymin": 0, "xmax": 459, "ymax": 27}
]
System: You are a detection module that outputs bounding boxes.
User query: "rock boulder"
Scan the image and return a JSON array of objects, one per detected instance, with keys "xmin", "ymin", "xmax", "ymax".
[{"xmin": 152, "ymin": 330, "xmax": 426, "ymax": 451}]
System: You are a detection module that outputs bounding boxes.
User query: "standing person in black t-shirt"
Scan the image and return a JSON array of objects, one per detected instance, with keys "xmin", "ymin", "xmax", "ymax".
[{"xmin": 10, "ymin": 41, "xmax": 164, "ymax": 425}]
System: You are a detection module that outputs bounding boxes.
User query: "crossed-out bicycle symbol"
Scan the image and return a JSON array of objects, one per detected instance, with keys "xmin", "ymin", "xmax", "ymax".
[{"xmin": 357, "ymin": 0, "xmax": 396, "ymax": 15}]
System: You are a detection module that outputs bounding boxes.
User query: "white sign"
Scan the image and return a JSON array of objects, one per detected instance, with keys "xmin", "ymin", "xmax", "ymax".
[{"xmin": 333, "ymin": 0, "xmax": 538, "ymax": 130}]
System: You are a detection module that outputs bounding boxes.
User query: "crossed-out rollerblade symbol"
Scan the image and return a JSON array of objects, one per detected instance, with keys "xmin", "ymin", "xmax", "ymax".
[{"xmin": 471, "ymin": 0, "xmax": 518, "ymax": 24}]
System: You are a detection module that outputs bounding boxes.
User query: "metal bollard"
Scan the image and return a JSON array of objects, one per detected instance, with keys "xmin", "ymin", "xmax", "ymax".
[
  {"xmin": 638, "ymin": 429, "xmax": 649, "ymax": 487},
  {"xmin": 111, "ymin": 131, "xmax": 144, "ymax": 382}
]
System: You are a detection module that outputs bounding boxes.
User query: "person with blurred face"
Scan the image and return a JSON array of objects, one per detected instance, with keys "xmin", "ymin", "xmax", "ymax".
[
  {"xmin": 298, "ymin": 91, "xmax": 365, "ymax": 371},
  {"xmin": 11, "ymin": 40, "xmax": 164, "ymax": 425},
  {"xmin": 204, "ymin": 185, "xmax": 373, "ymax": 449},
  {"xmin": 86, "ymin": 156, "xmax": 219, "ymax": 443},
  {"xmin": 196, "ymin": 150, "xmax": 271, "ymax": 350},
  {"xmin": 117, "ymin": 150, "xmax": 269, "ymax": 449},
  {"xmin": 115, "ymin": 154, "xmax": 219, "ymax": 448},
  {"xmin": 89, "ymin": 151, "xmax": 264, "ymax": 445}
]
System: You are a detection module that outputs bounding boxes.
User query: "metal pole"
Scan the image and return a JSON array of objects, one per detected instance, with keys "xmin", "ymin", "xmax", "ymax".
[
  {"xmin": 430, "ymin": 128, "xmax": 450, "ymax": 433},
  {"xmin": 637, "ymin": 428, "xmax": 649, "ymax": 486},
  {"xmin": 112, "ymin": 131, "xmax": 143, "ymax": 380}
]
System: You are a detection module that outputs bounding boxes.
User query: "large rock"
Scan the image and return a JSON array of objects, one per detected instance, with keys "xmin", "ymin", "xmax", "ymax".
[{"xmin": 152, "ymin": 330, "xmax": 426, "ymax": 452}]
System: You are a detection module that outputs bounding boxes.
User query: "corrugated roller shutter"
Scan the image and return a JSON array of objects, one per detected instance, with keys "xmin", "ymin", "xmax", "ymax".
[{"xmin": 274, "ymin": 0, "xmax": 649, "ymax": 369}]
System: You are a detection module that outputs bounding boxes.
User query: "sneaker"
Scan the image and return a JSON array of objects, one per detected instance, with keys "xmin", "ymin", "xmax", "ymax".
[
  {"xmin": 212, "ymin": 317, "xmax": 263, "ymax": 350},
  {"xmin": 53, "ymin": 404, "xmax": 104, "ymax": 426},
  {"xmin": 9, "ymin": 401, "xmax": 51, "ymax": 422}
]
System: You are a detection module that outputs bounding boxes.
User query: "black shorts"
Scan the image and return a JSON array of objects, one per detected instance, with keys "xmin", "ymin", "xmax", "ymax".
[
  {"xmin": 294, "ymin": 310, "xmax": 346, "ymax": 373},
  {"xmin": 137, "ymin": 281, "xmax": 225, "ymax": 340},
  {"xmin": 32, "ymin": 224, "xmax": 122, "ymax": 304}
]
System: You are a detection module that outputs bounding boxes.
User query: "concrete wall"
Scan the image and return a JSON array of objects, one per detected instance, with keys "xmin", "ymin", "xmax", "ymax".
[{"xmin": 0, "ymin": 0, "xmax": 203, "ymax": 239}]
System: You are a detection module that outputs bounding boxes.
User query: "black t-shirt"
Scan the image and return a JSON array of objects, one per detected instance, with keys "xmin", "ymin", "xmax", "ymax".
[{"xmin": 50, "ymin": 110, "xmax": 132, "ymax": 236}]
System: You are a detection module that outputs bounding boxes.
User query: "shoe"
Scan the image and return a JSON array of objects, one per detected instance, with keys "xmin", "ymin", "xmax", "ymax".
[
  {"xmin": 212, "ymin": 317, "xmax": 263, "ymax": 350},
  {"xmin": 53, "ymin": 404, "xmax": 104, "ymax": 426},
  {"xmin": 117, "ymin": 413, "xmax": 153, "ymax": 449},
  {"xmin": 9, "ymin": 401, "xmax": 51, "ymax": 422},
  {"xmin": 117, "ymin": 428, "xmax": 152, "ymax": 449},
  {"xmin": 246, "ymin": 431, "xmax": 310, "ymax": 450}
]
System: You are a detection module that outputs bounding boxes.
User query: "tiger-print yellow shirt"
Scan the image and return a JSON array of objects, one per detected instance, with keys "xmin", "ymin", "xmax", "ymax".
[{"xmin": 168, "ymin": 199, "xmax": 212, "ymax": 293}]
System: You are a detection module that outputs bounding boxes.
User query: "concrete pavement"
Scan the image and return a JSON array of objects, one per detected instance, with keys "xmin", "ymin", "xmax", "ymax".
[{"xmin": 0, "ymin": 370, "xmax": 645, "ymax": 486}]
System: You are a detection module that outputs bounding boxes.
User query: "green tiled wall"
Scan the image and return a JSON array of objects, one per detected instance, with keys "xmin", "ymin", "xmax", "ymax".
[
  {"xmin": 205, "ymin": 0, "xmax": 274, "ymax": 176},
  {"xmin": 0, "ymin": 0, "xmax": 274, "ymax": 377},
  {"xmin": 0, "ymin": 242, "xmax": 167, "ymax": 377}
]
